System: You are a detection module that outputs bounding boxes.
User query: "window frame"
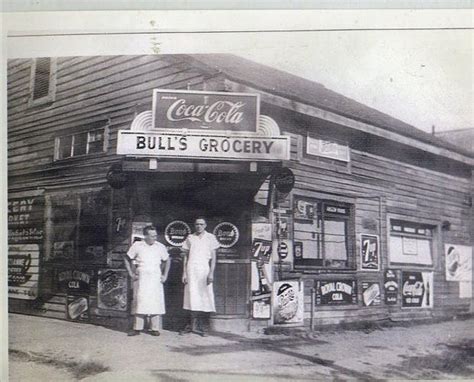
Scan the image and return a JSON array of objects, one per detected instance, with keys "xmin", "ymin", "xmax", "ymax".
[
  {"xmin": 54, "ymin": 127, "xmax": 108, "ymax": 161},
  {"xmin": 387, "ymin": 216, "xmax": 438, "ymax": 269},
  {"xmin": 292, "ymin": 195, "xmax": 355, "ymax": 270},
  {"xmin": 47, "ymin": 190, "xmax": 110, "ymax": 265},
  {"xmin": 28, "ymin": 57, "xmax": 57, "ymax": 107}
]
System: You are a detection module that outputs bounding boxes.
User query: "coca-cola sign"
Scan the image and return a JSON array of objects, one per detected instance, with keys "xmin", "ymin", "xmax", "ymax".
[{"xmin": 153, "ymin": 89, "xmax": 259, "ymax": 132}]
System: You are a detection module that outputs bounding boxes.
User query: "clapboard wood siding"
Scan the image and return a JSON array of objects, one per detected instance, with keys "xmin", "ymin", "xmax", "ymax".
[
  {"xmin": 8, "ymin": 55, "xmax": 218, "ymax": 186},
  {"xmin": 271, "ymin": 100, "xmax": 472, "ymax": 324},
  {"xmin": 8, "ymin": 54, "xmax": 472, "ymax": 327}
]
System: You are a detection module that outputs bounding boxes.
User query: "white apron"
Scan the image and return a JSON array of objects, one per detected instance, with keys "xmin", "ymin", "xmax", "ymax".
[
  {"xmin": 127, "ymin": 241, "xmax": 169, "ymax": 315},
  {"xmin": 182, "ymin": 232, "xmax": 220, "ymax": 312}
]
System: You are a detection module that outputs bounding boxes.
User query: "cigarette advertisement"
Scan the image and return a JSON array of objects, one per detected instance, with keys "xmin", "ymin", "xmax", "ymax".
[
  {"xmin": 362, "ymin": 282, "xmax": 381, "ymax": 306},
  {"xmin": 272, "ymin": 280, "xmax": 304, "ymax": 325},
  {"xmin": 66, "ymin": 295, "xmax": 90, "ymax": 322}
]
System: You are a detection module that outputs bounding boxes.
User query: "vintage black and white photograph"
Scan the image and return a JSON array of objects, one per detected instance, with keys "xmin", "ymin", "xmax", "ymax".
[{"xmin": 3, "ymin": 5, "xmax": 473, "ymax": 381}]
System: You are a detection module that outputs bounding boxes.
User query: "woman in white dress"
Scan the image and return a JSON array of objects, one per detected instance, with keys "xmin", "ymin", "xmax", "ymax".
[{"xmin": 124, "ymin": 225, "xmax": 170, "ymax": 336}]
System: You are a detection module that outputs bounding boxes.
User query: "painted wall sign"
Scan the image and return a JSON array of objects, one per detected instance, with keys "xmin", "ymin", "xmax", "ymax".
[
  {"xmin": 152, "ymin": 89, "xmax": 259, "ymax": 132},
  {"xmin": 213, "ymin": 222, "xmax": 239, "ymax": 248},
  {"xmin": 272, "ymin": 280, "xmax": 304, "ymax": 325},
  {"xmin": 57, "ymin": 269, "xmax": 94, "ymax": 294},
  {"xmin": 97, "ymin": 269, "xmax": 129, "ymax": 311},
  {"xmin": 8, "ymin": 194, "xmax": 44, "ymax": 300},
  {"xmin": 164, "ymin": 220, "xmax": 192, "ymax": 246},
  {"xmin": 445, "ymin": 244, "xmax": 472, "ymax": 282},
  {"xmin": 8, "ymin": 195, "xmax": 44, "ymax": 244},
  {"xmin": 362, "ymin": 282, "xmax": 381, "ymax": 306},
  {"xmin": 66, "ymin": 295, "xmax": 90, "ymax": 321},
  {"xmin": 360, "ymin": 234, "xmax": 380, "ymax": 271},
  {"xmin": 117, "ymin": 131, "xmax": 290, "ymax": 161},
  {"xmin": 306, "ymin": 136, "xmax": 350, "ymax": 162},
  {"xmin": 273, "ymin": 167, "xmax": 295, "ymax": 194},
  {"xmin": 384, "ymin": 269, "xmax": 399, "ymax": 305},
  {"xmin": 401, "ymin": 271, "xmax": 433, "ymax": 308},
  {"xmin": 315, "ymin": 280, "xmax": 358, "ymax": 305},
  {"xmin": 8, "ymin": 244, "xmax": 40, "ymax": 300}
]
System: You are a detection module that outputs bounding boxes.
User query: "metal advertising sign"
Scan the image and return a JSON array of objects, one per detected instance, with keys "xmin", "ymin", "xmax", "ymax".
[
  {"xmin": 360, "ymin": 234, "xmax": 380, "ymax": 271},
  {"xmin": 213, "ymin": 222, "xmax": 240, "ymax": 248},
  {"xmin": 57, "ymin": 269, "xmax": 94, "ymax": 294},
  {"xmin": 272, "ymin": 280, "xmax": 304, "ymax": 325},
  {"xmin": 306, "ymin": 135, "xmax": 350, "ymax": 162},
  {"xmin": 445, "ymin": 244, "xmax": 472, "ymax": 282},
  {"xmin": 117, "ymin": 131, "xmax": 290, "ymax": 161},
  {"xmin": 362, "ymin": 282, "xmax": 381, "ymax": 306},
  {"xmin": 384, "ymin": 269, "xmax": 399, "ymax": 305},
  {"xmin": 97, "ymin": 269, "xmax": 129, "ymax": 312},
  {"xmin": 401, "ymin": 271, "xmax": 433, "ymax": 308},
  {"xmin": 315, "ymin": 280, "xmax": 358, "ymax": 305},
  {"xmin": 252, "ymin": 294, "xmax": 272, "ymax": 320},
  {"xmin": 8, "ymin": 193, "xmax": 44, "ymax": 300},
  {"xmin": 165, "ymin": 220, "xmax": 192, "ymax": 246},
  {"xmin": 251, "ymin": 239, "xmax": 273, "ymax": 263},
  {"xmin": 293, "ymin": 198, "xmax": 316, "ymax": 220},
  {"xmin": 66, "ymin": 295, "xmax": 90, "ymax": 322},
  {"xmin": 152, "ymin": 89, "xmax": 259, "ymax": 132}
]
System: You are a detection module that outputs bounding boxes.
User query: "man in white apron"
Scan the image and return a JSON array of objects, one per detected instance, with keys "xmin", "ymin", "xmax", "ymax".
[
  {"xmin": 180, "ymin": 217, "xmax": 219, "ymax": 336},
  {"xmin": 124, "ymin": 225, "xmax": 170, "ymax": 336}
]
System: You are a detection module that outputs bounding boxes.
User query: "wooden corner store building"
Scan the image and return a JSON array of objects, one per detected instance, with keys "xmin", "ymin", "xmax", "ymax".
[{"xmin": 7, "ymin": 54, "xmax": 474, "ymax": 331}]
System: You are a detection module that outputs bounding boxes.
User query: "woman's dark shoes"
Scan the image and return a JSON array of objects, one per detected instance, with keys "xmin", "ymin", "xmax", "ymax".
[
  {"xmin": 127, "ymin": 330, "xmax": 141, "ymax": 336},
  {"xmin": 149, "ymin": 330, "xmax": 161, "ymax": 336}
]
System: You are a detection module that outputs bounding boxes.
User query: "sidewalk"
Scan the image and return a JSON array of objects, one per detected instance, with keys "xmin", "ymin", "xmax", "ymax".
[{"xmin": 8, "ymin": 313, "xmax": 474, "ymax": 381}]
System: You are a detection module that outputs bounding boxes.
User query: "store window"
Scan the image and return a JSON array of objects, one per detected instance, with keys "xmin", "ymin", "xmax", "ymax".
[
  {"xmin": 29, "ymin": 57, "xmax": 57, "ymax": 106},
  {"xmin": 389, "ymin": 220, "xmax": 434, "ymax": 266},
  {"xmin": 293, "ymin": 196, "xmax": 354, "ymax": 268},
  {"xmin": 55, "ymin": 128, "xmax": 107, "ymax": 160},
  {"xmin": 49, "ymin": 191, "xmax": 109, "ymax": 263}
]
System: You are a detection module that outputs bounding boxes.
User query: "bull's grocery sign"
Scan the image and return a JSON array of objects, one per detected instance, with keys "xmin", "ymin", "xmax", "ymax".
[
  {"xmin": 153, "ymin": 89, "xmax": 259, "ymax": 132},
  {"xmin": 117, "ymin": 131, "xmax": 290, "ymax": 161}
]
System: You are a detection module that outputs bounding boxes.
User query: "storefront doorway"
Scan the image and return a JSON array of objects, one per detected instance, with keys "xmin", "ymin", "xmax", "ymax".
[{"xmin": 132, "ymin": 171, "xmax": 266, "ymax": 331}]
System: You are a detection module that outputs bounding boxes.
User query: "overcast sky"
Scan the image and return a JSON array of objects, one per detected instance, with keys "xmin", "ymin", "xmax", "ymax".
[
  {"xmin": 5, "ymin": 10, "xmax": 473, "ymax": 133},
  {"xmin": 239, "ymin": 29, "xmax": 472, "ymax": 133}
]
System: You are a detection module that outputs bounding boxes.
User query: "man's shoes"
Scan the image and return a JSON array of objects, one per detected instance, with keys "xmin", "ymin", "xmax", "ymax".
[
  {"xmin": 197, "ymin": 331, "xmax": 208, "ymax": 337},
  {"xmin": 127, "ymin": 330, "xmax": 140, "ymax": 336},
  {"xmin": 149, "ymin": 330, "xmax": 160, "ymax": 336}
]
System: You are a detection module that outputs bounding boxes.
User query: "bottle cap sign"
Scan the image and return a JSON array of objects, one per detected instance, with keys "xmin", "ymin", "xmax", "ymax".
[
  {"xmin": 213, "ymin": 222, "xmax": 239, "ymax": 248},
  {"xmin": 164, "ymin": 221, "xmax": 191, "ymax": 246}
]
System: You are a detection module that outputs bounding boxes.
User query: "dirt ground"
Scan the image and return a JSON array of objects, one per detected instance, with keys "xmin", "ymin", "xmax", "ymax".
[{"xmin": 7, "ymin": 313, "xmax": 474, "ymax": 381}]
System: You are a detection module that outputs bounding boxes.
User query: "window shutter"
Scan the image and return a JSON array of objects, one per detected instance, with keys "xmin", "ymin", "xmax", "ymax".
[{"xmin": 33, "ymin": 58, "xmax": 51, "ymax": 100}]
